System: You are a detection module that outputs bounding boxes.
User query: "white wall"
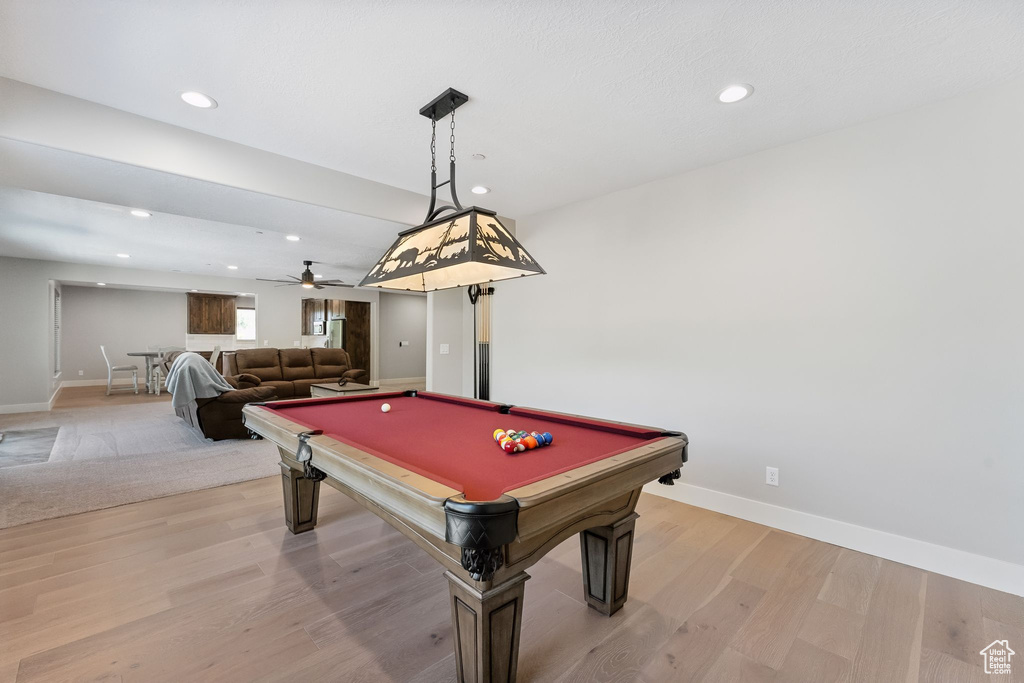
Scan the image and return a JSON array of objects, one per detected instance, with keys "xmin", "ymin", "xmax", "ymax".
[
  {"xmin": 492, "ymin": 83, "xmax": 1024, "ymax": 584},
  {"xmin": 379, "ymin": 292, "xmax": 427, "ymax": 380},
  {"xmin": 426, "ymin": 288, "xmax": 476, "ymax": 396},
  {"xmin": 61, "ymin": 286, "xmax": 186, "ymax": 380},
  {"xmin": 0, "ymin": 256, "xmax": 380, "ymax": 410}
]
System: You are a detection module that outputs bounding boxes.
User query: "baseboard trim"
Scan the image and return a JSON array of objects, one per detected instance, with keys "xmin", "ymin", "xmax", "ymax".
[
  {"xmin": 644, "ymin": 481, "xmax": 1023, "ymax": 597},
  {"xmin": 59, "ymin": 378, "xmax": 137, "ymax": 388},
  {"xmin": 47, "ymin": 383, "xmax": 63, "ymax": 410},
  {"xmin": 0, "ymin": 402, "xmax": 53, "ymax": 414}
]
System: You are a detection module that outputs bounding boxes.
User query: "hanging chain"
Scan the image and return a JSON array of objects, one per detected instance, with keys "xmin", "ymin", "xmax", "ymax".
[
  {"xmin": 449, "ymin": 102, "xmax": 456, "ymax": 163},
  {"xmin": 430, "ymin": 118, "xmax": 437, "ymax": 174}
]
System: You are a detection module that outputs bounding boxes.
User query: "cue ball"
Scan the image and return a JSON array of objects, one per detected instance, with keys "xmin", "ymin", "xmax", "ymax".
[{"xmin": 381, "ymin": 403, "xmax": 391, "ymax": 413}]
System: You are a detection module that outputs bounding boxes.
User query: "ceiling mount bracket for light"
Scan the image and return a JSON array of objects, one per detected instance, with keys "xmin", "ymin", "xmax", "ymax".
[
  {"xmin": 418, "ymin": 87, "xmax": 469, "ymax": 121},
  {"xmin": 360, "ymin": 88, "xmax": 545, "ymax": 293}
]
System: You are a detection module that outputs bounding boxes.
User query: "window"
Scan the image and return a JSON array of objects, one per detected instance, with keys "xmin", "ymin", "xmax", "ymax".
[
  {"xmin": 53, "ymin": 288, "xmax": 61, "ymax": 374},
  {"xmin": 236, "ymin": 307, "xmax": 256, "ymax": 341}
]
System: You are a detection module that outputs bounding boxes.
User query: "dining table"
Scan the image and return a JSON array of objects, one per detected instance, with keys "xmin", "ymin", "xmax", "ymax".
[{"xmin": 126, "ymin": 351, "xmax": 163, "ymax": 394}]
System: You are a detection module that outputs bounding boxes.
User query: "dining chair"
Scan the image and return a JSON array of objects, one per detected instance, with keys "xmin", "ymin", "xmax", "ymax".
[
  {"xmin": 100, "ymin": 345, "xmax": 138, "ymax": 396},
  {"xmin": 152, "ymin": 346, "xmax": 186, "ymax": 396}
]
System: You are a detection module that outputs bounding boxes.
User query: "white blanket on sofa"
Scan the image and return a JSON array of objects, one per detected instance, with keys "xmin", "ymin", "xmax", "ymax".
[{"xmin": 165, "ymin": 352, "xmax": 234, "ymax": 409}]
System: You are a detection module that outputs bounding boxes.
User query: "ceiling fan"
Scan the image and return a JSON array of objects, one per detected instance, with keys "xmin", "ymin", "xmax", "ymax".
[{"xmin": 256, "ymin": 260, "xmax": 353, "ymax": 289}]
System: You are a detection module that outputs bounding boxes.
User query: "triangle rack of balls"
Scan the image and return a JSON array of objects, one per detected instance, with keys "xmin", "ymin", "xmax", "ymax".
[{"xmin": 493, "ymin": 428, "xmax": 554, "ymax": 453}]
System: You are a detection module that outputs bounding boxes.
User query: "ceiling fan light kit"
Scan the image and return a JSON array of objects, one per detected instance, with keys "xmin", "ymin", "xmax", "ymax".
[{"xmin": 256, "ymin": 260, "xmax": 353, "ymax": 289}]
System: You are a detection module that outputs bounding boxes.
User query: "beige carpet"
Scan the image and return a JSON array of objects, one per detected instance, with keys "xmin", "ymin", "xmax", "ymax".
[{"xmin": 0, "ymin": 402, "xmax": 279, "ymax": 529}]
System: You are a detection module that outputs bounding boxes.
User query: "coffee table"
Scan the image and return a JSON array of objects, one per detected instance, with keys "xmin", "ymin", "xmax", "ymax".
[{"xmin": 309, "ymin": 382, "xmax": 379, "ymax": 398}]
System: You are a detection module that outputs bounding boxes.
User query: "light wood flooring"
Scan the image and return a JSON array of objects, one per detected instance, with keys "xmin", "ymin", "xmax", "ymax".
[{"xmin": 1, "ymin": 476, "xmax": 1020, "ymax": 682}]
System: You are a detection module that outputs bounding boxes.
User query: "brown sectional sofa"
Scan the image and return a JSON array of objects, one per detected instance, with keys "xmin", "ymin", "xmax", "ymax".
[{"xmin": 226, "ymin": 348, "xmax": 368, "ymax": 399}]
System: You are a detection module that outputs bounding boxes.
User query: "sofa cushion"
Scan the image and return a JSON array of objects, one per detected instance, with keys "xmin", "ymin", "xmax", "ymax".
[
  {"xmin": 280, "ymin": 349, "xmax": 315, "ymax": 380},
  {"xmin": 311, "ymin": 348, "xmax": 351, "ymax": 379},
  {"xmin": 235, "ymin": 349, "xmax": 283, "ymax": 381}
]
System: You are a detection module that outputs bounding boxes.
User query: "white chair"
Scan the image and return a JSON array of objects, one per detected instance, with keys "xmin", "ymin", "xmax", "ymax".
[
  {"xmin": 100, "ymin": 345, "xmax": 138, "ymax": 396},
  {"xmin": 209, "ymin": 346, "xmax": 222, "ymax": 375},
  {"xmin": 153, "ymin": 346, "xmax": 186, "ymax": 396}
]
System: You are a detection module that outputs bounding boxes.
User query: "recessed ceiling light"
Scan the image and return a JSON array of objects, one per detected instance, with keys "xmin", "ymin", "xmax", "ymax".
[
  {"xmin": 717, "ymin": 84, "xmax": 753, "ymax": 104},
  {"xmin": 227, "ymin": 265, "xmax": 238, "ymax": 270},
  {"xmin": 97, "ymin": 282, "xmax": 106, "ymax": 286},
  {"xmin": 471, "ymin": 186, "xmax": 490, "ymax": 195},
  {"xmin": 181, "ymin": 91, "xmax": 218, "ymax": 109},
  {"xmin": 191, "ymin": 289, "xmax": 198, "ymax": 292},
  {"xmin": 116, "ymin": 253, "xmax": 130, "ymax": 258},
  {"xmin": 314, "ymin": 274, "xmax": 323, "ymax": 278},
  {"xmin": 130, "ymin": 209, "xmax": 152, "ymax": 218},
  {"xmin": 286, "ymin": 235, "xmax": 300, "ymax": 241},
  {"xmin": 471, "ymin": 154, "xmax": 486, "ymax": 161}
]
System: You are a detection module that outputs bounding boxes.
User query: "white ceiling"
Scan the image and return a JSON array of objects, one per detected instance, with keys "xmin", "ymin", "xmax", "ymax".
[
  {"xmin": 0, "ymin": 174, "xmax": 400, "ymax": 285},
  {"xmin": 4, "ymin": 0, "xmax": 1023, "ymax": 216},
  {"xmin": 1, "ymin": 0, "xmax": 1023, "ymax": 275}
]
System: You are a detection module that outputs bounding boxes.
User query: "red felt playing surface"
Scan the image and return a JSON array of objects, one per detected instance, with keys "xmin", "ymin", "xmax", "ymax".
[{"xmin": 264, "ymin": 392, "xmax": 666, "ymax": 501}]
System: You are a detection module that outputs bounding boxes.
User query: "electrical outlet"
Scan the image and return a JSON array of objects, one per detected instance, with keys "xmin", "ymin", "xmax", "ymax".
[
  {"xmin": 293, "ymin": 341, "xmax": 300, "ymax": 347},
  {"xmin": 263, "ymin": 340, "xmax": 269, "ymax": 346},
  {"xmin": 78, "ymin": 370, "xmax": 84, "ymax": 376},
  {"xmin": 766, "ymin": 467, "xmax": 779, "ymax": 487},
  {"xmin": 399, "ymin": 341, "xmax": 410, "ymax": 347},
  {"xmin": 440, "ymin": 344, "xmax": 450, "ymax": 355}
]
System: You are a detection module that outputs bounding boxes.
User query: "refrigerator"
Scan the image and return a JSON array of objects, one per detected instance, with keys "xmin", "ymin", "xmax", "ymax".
[{"xmin": 326, "ymin": 318, "xmax": 346, "ymax": 349}]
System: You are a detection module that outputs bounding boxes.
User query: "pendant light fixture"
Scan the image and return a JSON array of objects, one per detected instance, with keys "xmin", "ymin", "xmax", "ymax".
[{"xmin": 359, "ymin": 88, "xmax": 545, "ymax": 292}]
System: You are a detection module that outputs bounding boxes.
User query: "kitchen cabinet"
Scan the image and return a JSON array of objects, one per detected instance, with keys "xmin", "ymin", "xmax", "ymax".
[
  {"xmin": 187, "ymin": 293, "xmax": 236, "ymax": 335},
  {"xmin": 326, "ymin": 299, "xmax": 344, "ymax": 319},
  {"xmin": 301, "ymin": 299, "xmax": 326, "ymax": 335}
]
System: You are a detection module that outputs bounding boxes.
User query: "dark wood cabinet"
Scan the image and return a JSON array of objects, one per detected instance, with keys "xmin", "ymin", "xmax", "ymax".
[
  {"xmin": 327, "ymin": 299, "xmax": 344, "ymax": 319},
  {"xmin": 188, "ymin": 293, "xmax": 236, "ymax": 335},
  {"xmin": 301, "ymin": 299, "xmax": 327, "ymax": 335}
]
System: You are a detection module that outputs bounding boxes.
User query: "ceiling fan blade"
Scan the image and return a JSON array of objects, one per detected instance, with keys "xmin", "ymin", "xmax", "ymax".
[
  {"xmin": 314, "ymin": 284, "xmax": 325, "ymax": 290},
  {"xmin": 256, "ymin": 278, "xmax": 294, "ymax": 283},
  {"xmin": 274, "ymin": 283, "xmax": 297, "ymax": 288},
  {"xmin": 286, "ymin": 275, "xmax": 302, "ymax": 281},
  {"xmin": 320, "ymin": 283, "xmax": 355, "ymax": 288}
]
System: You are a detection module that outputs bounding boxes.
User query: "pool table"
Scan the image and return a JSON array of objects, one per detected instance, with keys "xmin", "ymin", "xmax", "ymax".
[{"xmin": 242, "ymin": 390, "xmax": 687, "ymax": 682}]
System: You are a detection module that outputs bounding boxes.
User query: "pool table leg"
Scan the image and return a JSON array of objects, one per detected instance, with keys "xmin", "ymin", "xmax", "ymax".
[
  {"xmin": 579, "ymin": 512, "xmax": 639, "ymax": 616},
  {"xmin": 280, "ymin": 463, "xmax": 320, "ymax": 534},
  {"xmin": 446, "ymin": 570, "xmax": 528, "ymax": 683}
]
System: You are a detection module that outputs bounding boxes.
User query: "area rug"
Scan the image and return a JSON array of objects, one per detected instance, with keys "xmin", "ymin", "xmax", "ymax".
[
  {"xmin": 0, "ymin": 402, "xmax": 279, "ymax": 529},
  {"xmin": 0, "ymin": 427, "xmax": 60, "ymax": 468}
]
